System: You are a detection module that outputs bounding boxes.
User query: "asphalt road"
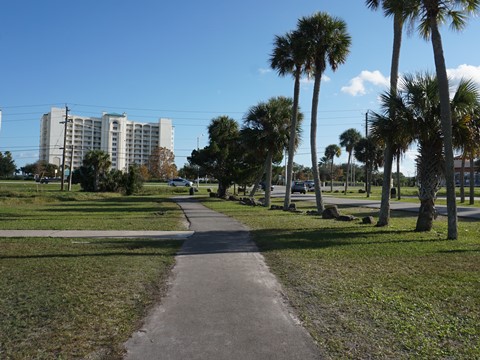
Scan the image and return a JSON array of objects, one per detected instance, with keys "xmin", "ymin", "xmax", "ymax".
[{"xmin": 270, "ymin": 185, "xmax": 480, "ymax": 220}]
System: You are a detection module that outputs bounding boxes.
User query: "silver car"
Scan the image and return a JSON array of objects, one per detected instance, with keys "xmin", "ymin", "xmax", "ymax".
[{"xmin": 168, "ymin": 178, "xmax": 193, "ymax": 187}]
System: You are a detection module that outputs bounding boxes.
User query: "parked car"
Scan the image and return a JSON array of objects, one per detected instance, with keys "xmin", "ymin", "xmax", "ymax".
[
  {"xmin": 291, "ymin": 181, "xmax": 307, "ymax": 194},
  {"xmin": 305, "ymin": 180, "xmax": 315, "ymax": 191},
  {"xmin": 168, "ymin": 178, "xmax": 193, "ymax": 187}
]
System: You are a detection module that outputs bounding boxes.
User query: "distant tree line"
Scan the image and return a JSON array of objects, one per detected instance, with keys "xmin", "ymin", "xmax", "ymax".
[{"xmin": 0, "ymin": 151, "xmax": 16, "ymax": 178}]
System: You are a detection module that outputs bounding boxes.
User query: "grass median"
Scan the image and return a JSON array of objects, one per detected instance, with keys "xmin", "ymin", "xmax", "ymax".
[
  {"xmin": 0, "ymin": 188, "xmax": 187, "ymax": 358},
  {"xmin": 202, "ymin": 197, "xmax": 480, "ymax": 359}
]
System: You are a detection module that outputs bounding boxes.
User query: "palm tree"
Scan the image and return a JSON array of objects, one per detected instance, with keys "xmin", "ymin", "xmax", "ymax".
[
  {"xmin": 393, "ymin": 142, "xmax": 410, "ymax": 200},
  {"xmin": 403, "ymin": 74, "xmax": 444, "ymax": 231},
  {"xmin": 270, "ymin": 30, "xmax": 311, "ymax": 210},
  {"xmin": 354, "ymin": 136, "xmax": 385, "ymax": 195},
  {"xmin": 324, "ymin": 144, "xmax": 341, "ymax": 192},
  {"xmin": 391, "ymin": 73, "xmax": 479, "ymax": 232},
  {"xmin": 339, "ymin": 128, "xmax": 362, "ymax": 194},
  {"xmin": 243, "ymin": 96, "xmax": 302, "ymax": 207},
  {"xmin": 370, "ymin": 89, "xmax": 415, "ymax": 204},
  {"xmin": 83, "ymin": 149, "xmax": 111, "ymax": 192},
  {"xmin": 366, "ymin": 0, "xmax": 418, "ymax": 226},
  {"xmin": 411, "ymin": 0, "xmax": 479, "ymax": 239},
  {"xmin": 451, "ymin": 79, "xmax": 480, "ymax": 203},
  {"xmin": 297, "ymin": 12, "xmax": 351, "ymax": 213}
]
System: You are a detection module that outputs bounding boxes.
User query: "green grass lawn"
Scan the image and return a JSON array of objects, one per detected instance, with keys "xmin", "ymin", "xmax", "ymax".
[
  {"xmin": 0, "ymin": 185, "xmax": 189, "ymax": 230},
  {"xmin": 0, "ymin": 188, "xmax": 187, "ymax": 358},
  {"xmin": 0, "ymin": 237, "xmax": 181, "ymax": 359},
  {"xmin": 202, "ymin": 197, "xmax": 480, "ymax": 359}
]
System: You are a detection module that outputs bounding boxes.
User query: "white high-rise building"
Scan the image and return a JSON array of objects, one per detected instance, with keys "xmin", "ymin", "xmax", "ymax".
[{"xmin": 39, "ymin": 107, "xmax": 174, "ymax": 171}]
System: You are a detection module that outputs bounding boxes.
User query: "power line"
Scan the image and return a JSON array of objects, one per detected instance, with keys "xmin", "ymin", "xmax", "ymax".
[{"xmin": 1, "ymin": 102, "xmax": 369, "ymax": 116}]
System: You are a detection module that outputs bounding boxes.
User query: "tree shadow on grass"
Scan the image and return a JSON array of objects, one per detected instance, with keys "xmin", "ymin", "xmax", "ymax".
[
  {"xmin": 0, "ymin": 239, "xmax": 181, "ymax": 260},
  {"xmin": 251, "ymin": 227, "xmax": 449, "ymax": 252},
  {"xmin": 437, "ymin": 249, "xmax": 480, "ymax": 254}
]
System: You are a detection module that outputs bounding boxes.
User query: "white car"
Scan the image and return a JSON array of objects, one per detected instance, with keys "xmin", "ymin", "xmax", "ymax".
[{"xmin": 168, "ymin": 178, "xmax": 193, "ymax": 187}]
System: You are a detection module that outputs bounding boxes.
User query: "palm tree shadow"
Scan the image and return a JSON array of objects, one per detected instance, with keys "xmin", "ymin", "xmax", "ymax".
[
  {"xmin": 251, "ymin": 227, "xmax": 447, "ymax": 252},
  {"xmin": 0, "ymin": 239, "xmax": 181, "ymax": 260}
]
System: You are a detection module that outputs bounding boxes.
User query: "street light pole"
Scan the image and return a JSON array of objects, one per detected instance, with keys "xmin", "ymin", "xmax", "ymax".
[
  {"xmin": 196, "ymin": 134, "xmax": 204, "ymax": 188},
  {"xmin": 60, "ymin": 105, "xmax": 71, "ymax": 191},
  {"xmin": 68, "ymin": 145, "xmax": 74, "ymax": 191},
  {"xmin": 365, "ymin": 110, "xmax": 370, "ymax": 197}
]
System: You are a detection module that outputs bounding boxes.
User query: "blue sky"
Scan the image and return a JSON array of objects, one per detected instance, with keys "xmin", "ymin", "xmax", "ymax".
[{"xmin": 1, "ymin": 1, "xmax": 480, "ymax": 177}]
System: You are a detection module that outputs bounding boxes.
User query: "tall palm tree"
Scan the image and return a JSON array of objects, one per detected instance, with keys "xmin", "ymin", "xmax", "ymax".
[
  {"xmin": 354, "ymin": 136, "xmax": 385, "ymax": 195},
  {"xmin": 370, "ymin": 89, "xmax": 415, "ymax": 202},
  {"xmin": 366, "ymin": 0, "xmax": 418, "ymax": 226},
  {"xmin": 270, "ymin": 30, "xmax": 310, "ymax": 210},
  {"xmin": 339, "ymin": 128, "xmax": 362, "ymax": 194},
  {"xmin": 451, "ymin": 79, "xmax": 480, "ymax": 203},
  {"xmin": 324, "ymin": 144, "xmax": 341, "ymax": 192},
  {"xmin": 403, "ymin": 74, "xmax": 444, "ymax": 231},
  {"xmin": 83, "ymin": 149, "xmax": 111, "ymax": 192},
  {"xmin": 411, "ymin": 0, "xmax": 479, "ymax": 239},
  {"xmin": 467, "ymin": 115, "xmax": 480, "ymax": 204},
  {"xmin": 391, "ymin": 73, "xmax": 479, "ymax": 231},
  {"xmin": 394, "ymin": 142, "xmax": 410, "ymax": 200},
  {"xmin": 297, "ymin": 12, "xmax": 351, "ymax": 213},
  {"xmin": 243, "ymin": 96, "xmax": 302, "ymax": 207}
]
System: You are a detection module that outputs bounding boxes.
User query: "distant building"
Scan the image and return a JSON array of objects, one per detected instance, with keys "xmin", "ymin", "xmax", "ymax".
[
  {"xmin": 39, "ymin": 107, "xmax": 174, "ymax": 171},
  {"xmin": 454, "ymin": 155, "xmax": 480, "ymax": 186}
]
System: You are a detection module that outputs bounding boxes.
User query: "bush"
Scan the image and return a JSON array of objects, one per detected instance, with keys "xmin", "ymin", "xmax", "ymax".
[{"xmin": 76, "ymin": 165, "xmax": 144, "ymax": 195}]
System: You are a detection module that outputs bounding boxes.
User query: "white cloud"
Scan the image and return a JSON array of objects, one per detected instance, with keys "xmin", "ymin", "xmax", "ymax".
[
  {"xmin": 447, "ymin": 64, "xmax": 480, "ymax": 86},
  {"xmin": 341, "ymin": 70, "xmax": 389, "ymax": 96},
  {"xmin": 258, "ymin": 68, "xmax": 272, "ymax": 75},
  {"xmin": 300, "ymin": 76, "xmax": 312, "ymax": 84}
]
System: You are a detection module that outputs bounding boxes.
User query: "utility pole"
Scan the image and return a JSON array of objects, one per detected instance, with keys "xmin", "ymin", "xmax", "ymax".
[
  {"xmin": 60, "ymin": 105, "xmax": 70, "ymax": 191},
  {"xmin": 365, "ymin": 110, "xmax": 370, "ymax": 197},
  {"xmin": 68, "ymin": 145, "xmax": 74, "ymax": 191}
]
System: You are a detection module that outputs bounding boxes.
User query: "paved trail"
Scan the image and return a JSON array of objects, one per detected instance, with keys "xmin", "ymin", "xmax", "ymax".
[{"xmin": 124, "ymin": 198, "xmax": 319, "ymax": 360}]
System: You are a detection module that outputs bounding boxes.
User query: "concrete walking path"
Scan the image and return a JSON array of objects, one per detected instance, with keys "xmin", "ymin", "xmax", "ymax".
[{"xmin": 124, "ymin": 197, "xmax": 320, "ymax": 360}]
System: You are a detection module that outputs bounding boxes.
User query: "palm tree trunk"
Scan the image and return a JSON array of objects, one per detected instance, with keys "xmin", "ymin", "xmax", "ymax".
[
  {"xmin": 264, "ymin": 152, "xmax": 274, "ymax": 208},
  {"xmin": 344, "ymin": 152, "xmax": 351, "ymax": 194},
  {"xmin": 377, "ymin": 145, "xmax": 393, "ymax": 226},
  {"xmin": 283, "ymin": 68, "xmax": 301, "ymax": 210},
  {"xmin": 365, "ymin": 161, "xmax": 369, "ymax": 197},
  {"xmin": 330, "ymin": 161, "xmax": 334, "ymax": 193},
  {"xmin": 390, "ymin": 14, "xmax": 402, "ymax": 93},
  {"xmin": 94, "ymin": 170, "xmax": 99, "ymax": 192},
  {"xmin": 429, "ymin": 16, "xmax": 458, "ymax": 240},
  {"xmin": 460, "ymin": 153, "xmax": 466, "ymax": 203},
  {"xmin": 396, "ymin": 153, "xmax": 401, "ymax": 200},
  {"xmin": 310, "ymin": 72, "xmax": 325, "ymax": 213},
  {"xmin": 249, "ymin": 167, "xmax": 265, "ymax": 198},
  {"xmin": 415, "ymin": 198, "xmax": 435, "ymax": 232},
  {"xmin": 378, "ymin": 13, "xmax": 403, "ymax": 225},
  {"xmin": 470, "ymin": 150, "xmax": 475, "ymax": 205}
]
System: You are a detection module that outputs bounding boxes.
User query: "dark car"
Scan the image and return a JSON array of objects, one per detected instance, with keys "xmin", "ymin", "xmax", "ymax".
[{"xmin": 291, "ymin": 181, "xmax": 307, "ymax": 194}]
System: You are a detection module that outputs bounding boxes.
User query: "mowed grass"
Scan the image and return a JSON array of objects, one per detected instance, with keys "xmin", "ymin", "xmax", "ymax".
[
  {"xmin": 0, "ymin": 185, "xmax": 188, "ymax": 230},
  {"xmin": 0, "ymin": 187, "xmax": 187, "ymax": 358},
  {"xmin": 202, "ymin": 198, "xmax": 480, "ymax": 359}
]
